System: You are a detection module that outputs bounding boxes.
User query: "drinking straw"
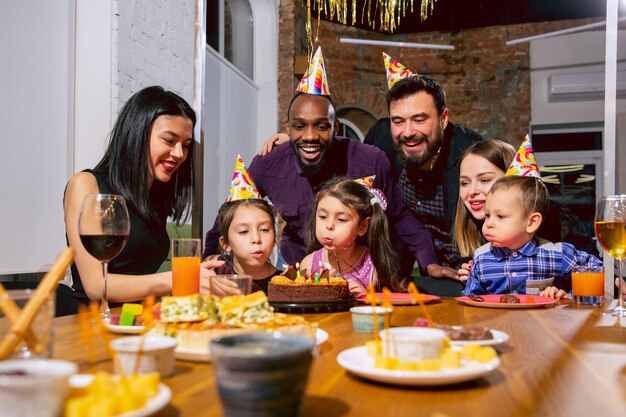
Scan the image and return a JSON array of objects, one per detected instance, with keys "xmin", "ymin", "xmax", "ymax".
[
  {"xmin": 0, "ymin": 247, "xmax": 74, "ymax": 360},
  {"xmin": 89, "ymin": 301, "xmax": 126, "ymax": 378},
  {"xmin": 0, "ymin": 283, "xmax": 43, "ymax": 352},
  {"xmin": 407, "ymin": 282, "xmax": 434, "ymax": 327},
  {"xmin": 77, "ymin": 305, "xmax": 95, "ymax": 365},
  {"xmin": 134, "ymin": 296, "xmax": 155, "ymax": 375}
]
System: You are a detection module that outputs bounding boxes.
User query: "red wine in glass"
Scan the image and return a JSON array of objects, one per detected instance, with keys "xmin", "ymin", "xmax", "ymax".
[{"xmin": 78, "ymin": 194, "xmax": 130, "ymax": 320}]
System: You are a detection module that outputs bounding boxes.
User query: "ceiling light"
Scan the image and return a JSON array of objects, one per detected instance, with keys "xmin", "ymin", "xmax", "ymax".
[
  {"xmin": 540, "ymin": 165, "xmax": 585, "ymax": 173},
  {"xmin": 339, "ymin": 38, "xmax": 455, "ymax": 50},
  {"xmin": 506, "ymin": 16, "xmax": 626, "ymax": 46}
]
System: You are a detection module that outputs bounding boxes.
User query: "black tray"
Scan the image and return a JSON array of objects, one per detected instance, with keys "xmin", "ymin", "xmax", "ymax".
[{"xmin": 270, "ymin": 299, "xmax": 356, "ymax": 314}]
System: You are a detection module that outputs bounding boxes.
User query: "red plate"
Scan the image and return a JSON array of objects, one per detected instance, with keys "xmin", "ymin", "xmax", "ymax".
[
  {"xmin": 357, "ymin": 293, "xmax": 440, "ymax": 305},
  {"xmin": 455, "ymin": 294, "xmax": 558, "ymax": 309}
]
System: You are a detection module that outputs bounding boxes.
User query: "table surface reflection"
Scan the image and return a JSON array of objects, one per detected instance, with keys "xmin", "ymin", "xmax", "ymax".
[{"xmin": 52, "ymin": 298, "xmax": 626, "ymax": 417}]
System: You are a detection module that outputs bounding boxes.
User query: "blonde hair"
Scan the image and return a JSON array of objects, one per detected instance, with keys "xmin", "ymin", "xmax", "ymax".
[{"xmin": 452, "ymin": 140, "xmax": 517, "ymax": 258}]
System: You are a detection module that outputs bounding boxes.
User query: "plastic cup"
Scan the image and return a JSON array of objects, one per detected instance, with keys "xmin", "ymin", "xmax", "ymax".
[
  {"xmin": 0, "ymin": 289, "xmax": 55, "ymax": 358},
  {"xmin": 350, "ymin": 306, "xmax": 392, "ymax": 332},
  {"xmin": 572, "ymin": 265, "xmax": 604, "ymax": 305},
  {"xmin": 210, "ymin": 275, "xmax": 252, "ymax": 297},
  {"xmin": 171, "ymin": 238, "xmax": 201, "ymax": 296},
  {"xmin": 211, "ymin": 332, "xmax": 314, "ymax": 417}
]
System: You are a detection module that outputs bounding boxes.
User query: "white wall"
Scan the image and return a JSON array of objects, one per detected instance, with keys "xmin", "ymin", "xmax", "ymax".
[
  {"xmin": 530, "ymin": 30, "xmax": 626, "ymax": 125},
  {"xmin": 202, "ymin": 48, "xmax": 258, "ymax": 227},
  {"xmin": 201, "ymin": 0, "xmax": 278, "ymax": 229},
  {"xmin": 0, "ymin": 0, "xmax": 71, "ymax": 273},
  {"xmin": 116, "ymin": 0, "xmax": 195, "ymax": 106}
]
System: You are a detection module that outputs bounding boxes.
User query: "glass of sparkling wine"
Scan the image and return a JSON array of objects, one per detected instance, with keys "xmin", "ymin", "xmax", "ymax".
[
  {"xmin": 594, "ymin": 195, "xmax": 626, "ymax": 317},
  {"xmin": 78, "ymin": 194, "xmax": 130, "ymax": 320}
]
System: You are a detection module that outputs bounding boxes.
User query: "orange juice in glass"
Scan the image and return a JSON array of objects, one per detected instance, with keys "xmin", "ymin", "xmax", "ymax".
[
  {"xmin": 172, "ymin": 238, "xmax": 201, "ymax": 296},
  {"xmin": 571, "ymin": 265, "xmax": 604, "ymax": 305}
]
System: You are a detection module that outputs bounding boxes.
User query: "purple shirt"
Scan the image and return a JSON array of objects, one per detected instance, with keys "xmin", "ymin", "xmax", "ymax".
[{"xmin": 203, "ymin": 136, "xmax": 437, "ymax": 270}]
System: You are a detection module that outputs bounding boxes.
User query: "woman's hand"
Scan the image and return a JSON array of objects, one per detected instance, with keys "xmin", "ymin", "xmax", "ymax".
[
  {"xmin": 539, "ymin": 286, "xmax": 571, "ymax": 300},
  {"xmin": 426, "ymin": 264, "xmax": 461, "ymax": 280},
  {"xmin": 257, "ymin": 133, "xmax": 289, "ymax": 156},
  {"xmin": 458, "ymin": 260, "xmax": 472, "ymax": 282}
]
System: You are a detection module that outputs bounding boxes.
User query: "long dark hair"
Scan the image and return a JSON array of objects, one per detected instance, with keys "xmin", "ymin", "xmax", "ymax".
[
  {"xmin": 305, "ymin": 177, "xmax": 400, "ymax": 290},
  {"xmin": 95, "ymin": 86, "xmax": 196, "ymax": 224}
]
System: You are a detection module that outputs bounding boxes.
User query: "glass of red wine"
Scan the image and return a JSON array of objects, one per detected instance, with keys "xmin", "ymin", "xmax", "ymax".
[{"xmin": 78, "ymin": 194, "xmax": 130, "ymax": 320}]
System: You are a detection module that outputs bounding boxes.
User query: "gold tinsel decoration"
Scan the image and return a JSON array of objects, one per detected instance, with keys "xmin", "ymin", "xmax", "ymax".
[{"xmin": 305, "ymin": 1, "xmax": 436, "ymax": 56}]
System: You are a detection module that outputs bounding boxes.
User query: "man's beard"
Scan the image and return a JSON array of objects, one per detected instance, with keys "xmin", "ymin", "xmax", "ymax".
[
  {"xmin": 291, "ymin": 139, "xmax": 331, "ymax": 177},
  {"xmin": 394, "ymin": 124, "xmax": 444, "ymax": 169}
]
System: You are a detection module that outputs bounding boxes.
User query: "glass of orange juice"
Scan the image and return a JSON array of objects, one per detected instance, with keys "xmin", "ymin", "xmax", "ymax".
[
  {"xmin": 571, "ymin": 265, "xmax": 604, "ymax": 305},
  {"xmin": 171, "ymin": 238, "xmax": 201, "ymax": 296}
]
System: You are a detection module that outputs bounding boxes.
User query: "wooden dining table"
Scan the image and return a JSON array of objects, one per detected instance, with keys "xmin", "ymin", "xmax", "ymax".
[{"xmin": 53, "ymin": 298, "xmax": 626, "ymax": 417}]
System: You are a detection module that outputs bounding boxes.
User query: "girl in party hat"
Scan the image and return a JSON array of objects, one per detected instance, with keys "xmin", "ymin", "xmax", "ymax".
[
  {"xmin": 299, "ymin": 176, "xmax": 401, "ymax": 295},
  {"xmin": 205, "ymin": 155, "xmax": 280, "ymax": 295},
  {"xmin": 462, "ymin": 138, "xmax": 601, "ymax": 298}
]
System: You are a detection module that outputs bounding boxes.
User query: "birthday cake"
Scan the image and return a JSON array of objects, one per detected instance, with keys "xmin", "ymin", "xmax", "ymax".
[{"xmin": 267, "ymin": 275, "xmax": 352, "ymax": 303}]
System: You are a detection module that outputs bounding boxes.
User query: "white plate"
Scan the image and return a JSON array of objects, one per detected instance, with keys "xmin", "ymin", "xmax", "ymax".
[
  {"xmin": 448, "ymin": 328, "xmax": 510, "ymax": 347},
  {"xmin": 316, "ymin": 328, "xmax": 329, "ymax": 345},
  {"xmin": 69, "ymin": 374, "xmax": 171, "ymax": 417},
  {"xmin": 174, "ymin": 328, "xmax": 329, "ymax": 362},
  {"xmin": 337, "ymin": 346, "xmax": 500, "ymax": 386},
  {"xmin": 104, "ymin": 321, "xmax": 145, "ymax": 335}
]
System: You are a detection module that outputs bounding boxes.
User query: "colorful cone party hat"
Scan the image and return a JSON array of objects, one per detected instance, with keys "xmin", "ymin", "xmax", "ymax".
[
  {"xmin": 505, "ymin": 134, "xmax": 541, "ymax": 178},
  {"xmin": 352, "ymin": 176, "xmax": 387, "ymax": 211},
  {"xmin": 226, "ymin": 155, "xmax": 261, "ymax": 202},
  {"xmin": 296, "ymin": 46, "xmax": 330, "ymax": 96},
  {"xmin": 383, "ymin": 52, "xmax": 418, "ymax": 89},
  {"xmin": 352, "ymin": 176, "xmax": 376, "ymax": 189}
]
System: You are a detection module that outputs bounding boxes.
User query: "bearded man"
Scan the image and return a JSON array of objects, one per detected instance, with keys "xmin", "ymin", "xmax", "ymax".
[{"xmin": 365, "ymin": 74, "xmax": 484, "ymax": 275}]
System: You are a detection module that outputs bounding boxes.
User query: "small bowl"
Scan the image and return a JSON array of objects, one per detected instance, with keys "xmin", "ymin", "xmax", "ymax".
[
  {"xmin": 0, "ymin": 359, "xmax": 78, "ymax": 417},
  {"xmin": 350, "ymin": 306, "xmax": 393, "ymax": 332},
  {"xmin": 380, "ymin": 327, "xmax": 446, "ymax": 361},
  {"xmin": 110, "ymin": 335, "xmax": 177, "ymax": 377}
]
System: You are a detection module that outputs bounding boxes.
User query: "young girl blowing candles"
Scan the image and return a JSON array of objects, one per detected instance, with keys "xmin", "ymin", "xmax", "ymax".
[
  {"xmin": 205, "ymin": 156, "xmax": 279, "ymax": 295},
  {"xmin": 300, "ymin": 176, "xmax": 401, "ymax": 295}
]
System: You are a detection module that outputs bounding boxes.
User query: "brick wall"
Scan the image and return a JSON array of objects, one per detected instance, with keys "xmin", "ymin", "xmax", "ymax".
[
  {"xmin": 278, "ymin": 1, "xmax": 599, "ymax": 146},
  {"xmin": 116, "ymin": 0, "xmax": 194, "ymax": 110}
]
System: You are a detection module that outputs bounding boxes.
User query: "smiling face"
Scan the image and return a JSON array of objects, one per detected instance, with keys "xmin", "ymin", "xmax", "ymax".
[
  {"xmin": 221, "ymin": 205, "xmax": 275, "ymax": 271},
  {"xmin": 285, "ymin": 94, "xmax": 338, "ymax": 176},
  {"xmin": 148, "ymin": 115, "xmax": 193, "ymax": 185},
  {"xmin": 459, "ymin": 153, "xmax": 506, "ymax": 221},
  {"xmin": 482, "ymin": 189, "xmax": 538, "ymax": 250},
  {"xmin": 315, "ymin": 195, "xmax": 368, "ymax": 252},
  {"xmin": 389, "ymin": 91, "xmax": 448, "ymax": 169}
]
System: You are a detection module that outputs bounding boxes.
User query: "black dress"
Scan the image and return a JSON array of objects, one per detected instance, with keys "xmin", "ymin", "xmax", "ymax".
[{"xmin": 68, "ymin": 169, "xmax": 170, "ymax": 307}]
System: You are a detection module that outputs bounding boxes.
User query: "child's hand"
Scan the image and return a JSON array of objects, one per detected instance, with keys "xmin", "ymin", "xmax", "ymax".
[
  {"xmin": 458, "ymin": 260, "xmax": 472, "ymax": 282},
  {"xmin": 199, "ymin": 259, "xmax": 225, "ymax": 295},
  {"xmin": 539, "ymin": 286, "xmax": 571, "ymax": 300},
  {"xmin": 348, "ymin": 279, "xmax": 367, "ymax": 296}
]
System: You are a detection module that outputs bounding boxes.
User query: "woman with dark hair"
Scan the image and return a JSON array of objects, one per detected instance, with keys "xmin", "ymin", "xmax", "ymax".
[{"xmin": 64, "ymin": 86, "xmax": 221, "ymax": 307}]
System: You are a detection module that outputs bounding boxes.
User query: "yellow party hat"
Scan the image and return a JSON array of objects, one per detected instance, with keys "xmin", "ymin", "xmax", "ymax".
[
  {"xmin": 505, "ymin": 134, "xmax": 541, "ymax": 178},
  {"xmin": 227, "ymin": 155, "xmax": 261, "ymax": 202}
]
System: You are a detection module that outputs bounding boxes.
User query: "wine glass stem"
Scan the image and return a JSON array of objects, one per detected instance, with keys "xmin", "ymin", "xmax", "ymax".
[
  {"xmin": 101, "ymin": 261, "xmax": 111, "ymax": 320},
  {"xmin": 617, "ymin": 259, "xmax": 625, "ymax": 314}
]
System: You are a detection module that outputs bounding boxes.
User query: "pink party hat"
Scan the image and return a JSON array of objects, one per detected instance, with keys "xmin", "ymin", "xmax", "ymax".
[
  {"xmin": 296, "ymin": 46, "xmax": 330, "ymax": 96},
  {"xmin": 227, "ymin": 155, "xmax": 261, "ymax": 202},
  {"xmin": 383, "ymin": 52, "xmax": 418, "ymax": 89},
  {"xmin": 505, "ymin": 134, "xmax": 541, "ymax": 178}
]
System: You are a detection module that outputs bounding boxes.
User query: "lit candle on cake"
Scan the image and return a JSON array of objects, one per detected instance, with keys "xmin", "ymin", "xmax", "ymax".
[{"xmin": 296, "ymin": 263, "xmax": 300, "ymax": 279}]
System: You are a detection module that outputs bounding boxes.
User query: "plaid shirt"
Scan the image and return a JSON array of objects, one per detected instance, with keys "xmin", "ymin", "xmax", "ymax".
[
  {"xmin": 462, "ymin": 239, "xmax": 602, "ymax": 296},
  {"xmin": 399, "ymin": 168, "xmax": 461, "ymax": 268}
]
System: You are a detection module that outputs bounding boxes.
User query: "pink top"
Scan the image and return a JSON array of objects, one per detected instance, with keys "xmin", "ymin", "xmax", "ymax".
[{"xmin": 309, "ymin": 247, "xmax": 375, "ymax": 288}]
